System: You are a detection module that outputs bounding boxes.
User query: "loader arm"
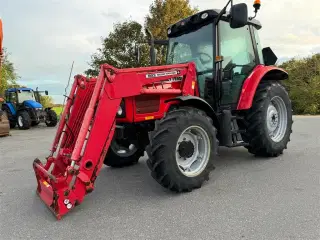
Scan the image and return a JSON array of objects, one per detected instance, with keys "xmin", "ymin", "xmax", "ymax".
[{"xmin": 32, "ymin": 62, "xmax": 197, "ymax": 219}]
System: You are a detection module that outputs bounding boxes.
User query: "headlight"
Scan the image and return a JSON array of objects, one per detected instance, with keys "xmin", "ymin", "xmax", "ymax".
[
  {"xmin": 201, "ymin": 12, "xmax": 208, "ymax": 19},
  {"xmin": 116, "ymin": 99, "xmax": 126, "ymax": 118},
  {"xmin": 117, "ymin": 106, "xmax": 123, "ymax": 116}
]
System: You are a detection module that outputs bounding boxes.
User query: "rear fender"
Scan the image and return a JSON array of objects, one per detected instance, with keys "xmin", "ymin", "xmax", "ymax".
[
  {"xmin": 3, "ymin": 103, "xmax": 16, "ymax": 116},
  {"xmin": 165, "ymin": 96, "xmax": 220, "ymax": 129},
  {"xmin": 237, "ymin": 65, "xmax": 288, "ymax": 110}
]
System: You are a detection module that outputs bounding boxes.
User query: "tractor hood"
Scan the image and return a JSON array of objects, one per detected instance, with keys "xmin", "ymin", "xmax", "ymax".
[{"xmin": 24, "ymin": 100, "xmax": 43, "ymax": 109}]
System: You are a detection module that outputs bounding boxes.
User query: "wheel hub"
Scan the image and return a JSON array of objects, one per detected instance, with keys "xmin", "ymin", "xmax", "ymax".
[
  {"xmin": 178, "ymin": 140, "xmax": 195, "ymax": 159},
  {"xmin": 267, "ymin": 104, "xmax": 279, "ymax": 132},
  {"xmin": 18, "ymin": 116, "xmax": 23, "ymax": 126},
  {"xmin": 175, "ymin": 126, "xmax": 211, "ymax": 177},
  {"xmin": 266, "ymin": 96, "xmax": 288, "ymax": 142}
]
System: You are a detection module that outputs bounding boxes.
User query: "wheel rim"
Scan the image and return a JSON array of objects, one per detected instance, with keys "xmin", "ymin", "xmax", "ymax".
[
  {"xmin": 175, "ymin": 125, "xmax": 211, "ymax": 177},
  {"xmin": 110, "ymin": 140, "xmax": 138, "ymax": 157},
  {"xmin": 266, "ymin": 96, "xmax": 288, "ymax": 142},
  {"xmin": 18, "ymin": 116, "xmax": 23, "ymax": 126}
]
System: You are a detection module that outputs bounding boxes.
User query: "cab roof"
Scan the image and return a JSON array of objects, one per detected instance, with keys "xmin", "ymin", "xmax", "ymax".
[
  {"xmin": 7, "ymin": 87, "xmax": 33, "ymax": 92},
  {"xmin": 167, "ymin": 8, "xmax": 262, "ymax": 38}
]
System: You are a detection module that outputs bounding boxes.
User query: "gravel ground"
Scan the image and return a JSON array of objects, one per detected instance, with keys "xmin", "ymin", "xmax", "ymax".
[{"xmin": 0, "ymin": 116, "xmax": 319, "ymax": 240}]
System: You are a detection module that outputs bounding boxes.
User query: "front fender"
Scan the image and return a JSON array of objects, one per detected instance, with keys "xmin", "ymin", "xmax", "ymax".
[
  {"xmin": 237, "ymin": 65, "xmax": 288, "ymax": 110},
  {"xmin": 165, "ymin": 96, "xmax": 219, "ymax": 128}
]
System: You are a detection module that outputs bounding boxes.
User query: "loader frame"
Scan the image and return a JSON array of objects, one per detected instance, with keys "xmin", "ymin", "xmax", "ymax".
[{"xmin": 33, "ymin": 63, "xmax": 197, "ymax": 219}]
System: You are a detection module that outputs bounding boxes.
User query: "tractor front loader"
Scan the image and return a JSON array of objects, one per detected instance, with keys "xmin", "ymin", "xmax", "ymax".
[
  {"xmin": 33, "ymin": 63, "xmax": 199, "ymax": 219},
  {"xmin": 33, "ymin": 0, "xmax": 293, "ymax": 219}
]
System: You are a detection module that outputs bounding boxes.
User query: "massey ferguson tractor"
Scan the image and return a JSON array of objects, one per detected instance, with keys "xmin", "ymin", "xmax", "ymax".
[{"xmin": 32, "ymin": 0, "xmax": 293, "ymax": 219}]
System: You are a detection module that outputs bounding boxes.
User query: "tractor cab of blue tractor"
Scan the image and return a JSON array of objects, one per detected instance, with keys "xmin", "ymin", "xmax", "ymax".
[{"xmin": 1, "ymin": 87, "xmax": 58, "ymax": 130}]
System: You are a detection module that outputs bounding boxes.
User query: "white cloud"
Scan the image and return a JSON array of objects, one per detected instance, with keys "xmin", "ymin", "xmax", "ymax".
[{"xmin": 1, "ymin": 0, "xmax": 319, "ymax": 103}]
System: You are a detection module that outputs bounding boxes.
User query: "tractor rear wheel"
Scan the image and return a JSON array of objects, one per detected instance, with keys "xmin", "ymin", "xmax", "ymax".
[
  {"xmin": 242, "ymin": 81, "xmax": 293, "ymax": 157},
  {"xmin": 45, "ymin": 109, "xmax": 58, "ymax": 127},
  {"xmin": 17, "ymin": 111, "xmax": 31, "ymax": 130},
  {"xmin": 104, "ymin": 138, "xmax": 145, "ymax": 168},
  {"xmin": 147, "ymin": 107, "xmax": 217, "ymax": 192}
]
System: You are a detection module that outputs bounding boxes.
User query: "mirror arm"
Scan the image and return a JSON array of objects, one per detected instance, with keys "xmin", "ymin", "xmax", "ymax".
[{"xmin": 215, "ymin": 0, "xmax": 233, "ymax": 25}]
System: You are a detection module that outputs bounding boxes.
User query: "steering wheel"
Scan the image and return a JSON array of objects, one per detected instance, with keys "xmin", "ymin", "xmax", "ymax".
[{"xmin": 198, "ymin": 52, "xmax": 212, "ymax": 65}]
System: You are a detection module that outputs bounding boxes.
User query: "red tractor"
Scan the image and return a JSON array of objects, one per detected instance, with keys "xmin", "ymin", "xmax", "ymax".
[{"xmin": 33, "ymin": 0, "xmax": 293, "ymax": 219}]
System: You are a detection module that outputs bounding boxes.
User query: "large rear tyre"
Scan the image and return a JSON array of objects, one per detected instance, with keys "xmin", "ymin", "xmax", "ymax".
[
  {"xmin": 147, "ymin": 107, "xmax": 218, "ymax": 192},
  {"xmin": 104, "ymin": 138, "xmax": 145, "ymax": 168},
  {"xmin": 242, "ymin": 81, "xmax": 293, "ymax": 157},
  {"xmin": 45, "ymin": 109, "xmax": 58, "ymax": 127},
  {"xmin": 17, "ymin": 111, "xmax": 31, "ymax": 130}
]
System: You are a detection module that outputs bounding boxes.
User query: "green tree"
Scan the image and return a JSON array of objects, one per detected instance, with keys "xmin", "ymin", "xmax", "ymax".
[
  {"xmin": 40, "ymin": 95, "xmax": 54, "ymax": 108},
  {"xmin": 0, "ymin": 48, "xmax": 19, "ymax": 95},
  {"xmin": 144, "ymin": 0, "xmax": 198, "ymax": 64},
  {"xmin": 85, "ymin": 0, "xmax": 198, "ymax": 75},
  {"xmin": 85, "ymin": 21, "xmax": 150, "ymax": 77},
  {"xmin": 279, "ymin": 53, "xmax": 320, "ymax": 115}
]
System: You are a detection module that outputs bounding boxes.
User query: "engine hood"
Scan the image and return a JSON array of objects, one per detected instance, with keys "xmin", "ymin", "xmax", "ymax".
[{"xmin": 24, "ymin": 100, "xmax": 43, "ymax": 109}]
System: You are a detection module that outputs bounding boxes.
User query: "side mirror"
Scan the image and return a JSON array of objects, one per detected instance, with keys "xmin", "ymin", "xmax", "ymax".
[
  {"xmin": 134, "ymin": 45, "xmax": 141, "ymax": 65},
  {"xmin": 229, "ymin": 3, "xmax": 248, "ymax": 29},
  {"xmin": 262, "ymin": 47, "xmax": 278, "ymax": 66},
  {"xmin": 45, "ymin": 90, "xmax": 48, "ymax": 95}
]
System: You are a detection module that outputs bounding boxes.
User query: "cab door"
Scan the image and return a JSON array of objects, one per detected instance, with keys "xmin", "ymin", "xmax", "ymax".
[
  {"xmin": 218, "ymin": 21, "xmax": 258, "ymax": 107},
  {"xmin": 6, "ymin": 91, "xmax": 18, "ymax": 115}
]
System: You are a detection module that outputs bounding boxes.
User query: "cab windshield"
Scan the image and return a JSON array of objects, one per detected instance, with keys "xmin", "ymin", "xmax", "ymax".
[
  {"xmin": 166, "ymin": 23, "xmax": 214, "ymax": 74},
  {"xmin": 18, "ymin": 90, "xmax": 36, "ymax": 102},
  {"xmin": 166, "ymin": 23, "xmax": 214, "ymax": 97}
]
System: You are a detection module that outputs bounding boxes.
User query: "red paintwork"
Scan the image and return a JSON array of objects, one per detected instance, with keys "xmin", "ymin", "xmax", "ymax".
[
  {"xmin": 236, "ymin": 65, "xmax": 288, "ymax": 110},
  {"xmin": 32, "ymin": 62, "xmax": 197, "ymax": 219}
]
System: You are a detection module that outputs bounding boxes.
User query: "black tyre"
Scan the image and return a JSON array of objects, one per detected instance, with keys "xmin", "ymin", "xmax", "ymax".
[
  {"xmin": 104, "ymin": 138, "xmax": 145, "ymax": 168},
  {"xmin": 17, "ymin": 111, "xmax": 31, "ymax": 130},
  {"xmin": 242, "ymin": 81, "xmax": 293, "ymax": 157},
  {"xmin": 45, "ymin": 109, "xmax": 58, "ymax": 127},
  {"xmin": 2, "ymin": 106, "xmax": 16, "ymax": 128},
  {"xmin": 146, "ymin": 107, "xmax": 218, "ymax": 192}
]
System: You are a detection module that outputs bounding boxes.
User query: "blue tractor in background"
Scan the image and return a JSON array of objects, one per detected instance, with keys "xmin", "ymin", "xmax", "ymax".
[{"xmin": 1, "ymin": 87, "xmax": 58, "ymax": 130}]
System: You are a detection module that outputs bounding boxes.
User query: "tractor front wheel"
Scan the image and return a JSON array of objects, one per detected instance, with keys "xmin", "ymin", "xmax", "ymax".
[
  {"xmin": 104, "ymin": 138, "xmax": 145, "ymax": 168},
  {"xmin": 17, "ymin": 111, "xmax": 31, "ymax": 130},
  {"xmin": 45, "ymin": 109, "xmax": 58, "ymax": 127},
  {"xmin": 242, "ymin": 81, "xmax": 293, "ymax": 157},
  {"xmin": 147, "ymin": 107, "xmax": 218, "ymax": 192}
]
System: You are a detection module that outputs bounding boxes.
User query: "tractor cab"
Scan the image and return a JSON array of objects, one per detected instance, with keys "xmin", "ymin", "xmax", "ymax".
[
  {"xmin": 5, "ymin": 87, "xmax": 44, "ymax": 109},
  {"xmin": 166, "ymin": 6, "xmax": 279, "ymax": 109},
  {"xmin": 140, "ymin": 1, "xmax": 278, "ymax": 111}
]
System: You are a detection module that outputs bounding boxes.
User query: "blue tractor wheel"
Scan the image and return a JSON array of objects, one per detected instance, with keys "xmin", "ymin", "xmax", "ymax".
[
  {"xmin": 16, "ymin": 110, "xmax": 31, "ymax": 130},
  {"xmin": 45, "ymin": 109, "xmax": 58, "ymax": 127}
]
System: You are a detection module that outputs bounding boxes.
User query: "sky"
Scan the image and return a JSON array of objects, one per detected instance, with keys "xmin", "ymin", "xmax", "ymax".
[{"xmin": 1, "ymin": 0, "xmax": 319, "ymax": 104}]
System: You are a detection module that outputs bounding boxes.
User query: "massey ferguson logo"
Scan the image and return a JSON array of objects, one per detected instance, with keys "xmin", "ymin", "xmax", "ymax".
[{"xmin": 146, "ymin": 70, "xmax": 180, "ymax": 78}]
